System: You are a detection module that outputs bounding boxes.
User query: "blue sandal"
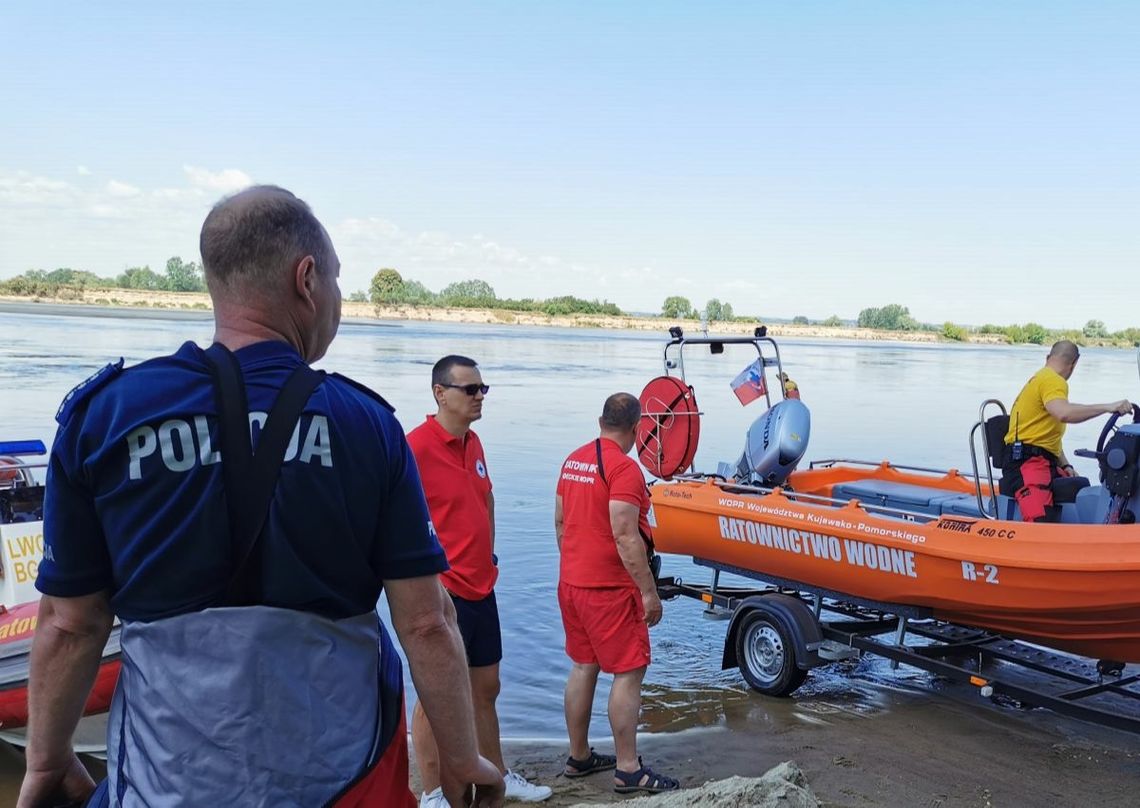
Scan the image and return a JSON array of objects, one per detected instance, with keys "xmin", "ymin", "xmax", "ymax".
[
  {"xmin": 564, "ymin": 747, "xmax": 617, "ymax": 777},
  {"xmin": 613, "ymin": 757, "xmax": 680, "ymax": 794}
]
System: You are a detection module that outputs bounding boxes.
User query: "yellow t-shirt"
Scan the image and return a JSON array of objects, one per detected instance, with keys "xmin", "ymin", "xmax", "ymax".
[{"xmin": 1004, "ymin": 367, "xmax": 1068, "ymax": 458}]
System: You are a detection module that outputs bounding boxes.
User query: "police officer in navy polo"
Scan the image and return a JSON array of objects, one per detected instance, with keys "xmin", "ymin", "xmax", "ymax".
[{"xmin": 19, "ymin": 186, "xmax": 505, "ymax": 808}]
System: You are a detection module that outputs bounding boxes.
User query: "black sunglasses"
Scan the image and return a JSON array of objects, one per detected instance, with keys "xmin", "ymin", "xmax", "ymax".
[{"xmin": 441, "ymin": 383, "xmax": 490, "ymax": 396}]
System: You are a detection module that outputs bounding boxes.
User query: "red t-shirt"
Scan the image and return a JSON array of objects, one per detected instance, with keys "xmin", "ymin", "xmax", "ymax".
[
  {"xmin": 407, "ymin": 416, "xmax": 496, "ymax": 600},
  {"xmin": 557, "ymin": 437, "xmax": 651, "ymax": 589}
]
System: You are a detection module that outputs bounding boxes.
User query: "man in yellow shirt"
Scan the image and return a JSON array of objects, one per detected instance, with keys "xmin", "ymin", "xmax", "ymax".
[{"xmin": 1003, "ymin": 340, "xmax": 1132, "ymax": 521}]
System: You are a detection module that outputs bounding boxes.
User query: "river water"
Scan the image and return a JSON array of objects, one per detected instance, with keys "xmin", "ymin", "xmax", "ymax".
[{"xmin": 3, "ymin": 306, "xmax": 1139, "ymax": 754}]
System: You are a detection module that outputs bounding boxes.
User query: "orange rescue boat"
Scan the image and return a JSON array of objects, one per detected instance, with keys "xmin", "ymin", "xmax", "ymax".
[{"xmin": 641, "ymin": 329, "xmax": 1140, "ymax": 665}]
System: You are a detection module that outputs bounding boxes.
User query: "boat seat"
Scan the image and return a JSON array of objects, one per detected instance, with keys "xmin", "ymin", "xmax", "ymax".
[
  {"xmin": 939, "ymin": 494, "xmax": 986, "ymax": 519},
  {"xmin": 984, "ymin": 414, "xmax": 1011, "ymax": 471},
  {"xmin": 831, "ymin": 480, "xmax": 961, "ymax": 517},
  {"xmin": 1076, "ymin": 486, "xmax": 1110, "ymax": 523},
  {"xmin": 940, "ymin": 493, "xmax": 1033, "ymax": 521},
  {"xmin": 1053, "ymin": 475, "xmax": 1090, "ymax": 503}
]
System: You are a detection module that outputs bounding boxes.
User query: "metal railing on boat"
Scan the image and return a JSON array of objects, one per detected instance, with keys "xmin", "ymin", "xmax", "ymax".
[
  {"xmin": 808, "ymin": 457, "xmax": 982, "ymax": 479},
  {"xmin": 967, "ymin": 399, "xmax": 1009, "ymax": 520}
]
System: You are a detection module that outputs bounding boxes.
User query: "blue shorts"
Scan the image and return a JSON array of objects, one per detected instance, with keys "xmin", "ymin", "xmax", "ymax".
[{"xmin": 450, "ymin": 590, "xmax": 502, "ymax": 668}]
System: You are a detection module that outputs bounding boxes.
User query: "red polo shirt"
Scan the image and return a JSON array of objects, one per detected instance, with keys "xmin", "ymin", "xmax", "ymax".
[
  {"xmin": 557, "ymin": 437, "xmax": 651, "ymax": 589},
  {"xmin": 407, "ymin": 415, "xmax": 496, "ymax": 600}
]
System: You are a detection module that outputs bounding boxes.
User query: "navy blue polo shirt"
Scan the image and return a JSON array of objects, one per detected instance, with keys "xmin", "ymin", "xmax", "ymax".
[{"xmin": 37, "ymin": 340, "xmax": 447, "ymax": 622}]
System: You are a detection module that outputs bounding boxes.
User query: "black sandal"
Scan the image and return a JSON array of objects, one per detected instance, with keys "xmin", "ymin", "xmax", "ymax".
[
  {"xmin": 613, "ymin": 758, "xmax": 680, "ymax": 794},
  {"xmin": 564, "ymin": 747, "xmax": 617, "ymax": 777}
]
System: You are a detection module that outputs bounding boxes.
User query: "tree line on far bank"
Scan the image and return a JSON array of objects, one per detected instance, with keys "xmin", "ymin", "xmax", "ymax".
[
  {"xmin": 856, "ymin": 303, "xmax": 1140, "ymax": 348},
  {"xmin": 365, "ymin": 268, "xmax": 623, "ymax": 317},
  {"xmin": 2, "ymin": 265, "xmax": 1135, "ymax": 347},
  {"xmin": 0, "ymin": 259, "xmax": 206, "ymax": 297}
]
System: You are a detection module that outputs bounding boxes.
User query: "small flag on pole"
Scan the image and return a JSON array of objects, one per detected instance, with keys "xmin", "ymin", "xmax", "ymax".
[{"xmin": 730, "ymin": 359, "xmax": 767, "ymax": 406}]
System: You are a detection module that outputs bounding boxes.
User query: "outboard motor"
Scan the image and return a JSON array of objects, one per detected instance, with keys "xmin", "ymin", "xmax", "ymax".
[{"xmin": 734, "ymin": 399, "xmax": 811, "ymax": 487}]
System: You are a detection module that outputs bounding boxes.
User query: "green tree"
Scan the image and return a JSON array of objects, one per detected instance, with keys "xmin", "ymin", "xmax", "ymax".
[
  {"xmin": 942, "ymin": 321, "xmax": 966, "ymax": 341},
  {"xmin": 164, "ymin": 257, "xmax": 205, "ymax": 292},
  {"xmin": 439, "ymin": 278, "xmax": 496, "ymax": 306},
  {"xmin": 1023, "ymin": 322, "xmax": 1049, "ymax": 345},
  {"xmin": 857, "ymin": 304, "xmax": 917, "ymax": 331},
  {"xmin": 1004, "ymin": 324, "xmax": 1027, "ymax": 344},
  {"xmin": 117, "ymin": 266, "xmax": 168, "ymax": 290},
  {"xmin": 347, "ymin": 290, "xmax": 368, "ymax": 302},
  {"xmin": 792, "ymin": 315, "xmax": 810, "ymax": 325},
  {"xmin": 45, "ymin": 268, "xmax": 108, "ymax": 286},
  {"xmin": 821, "ymin": 315, "xmax": 843, "ymax": 327},
  {"xmin": 370, "ymin": 268, "xmax": 405, "ymax": 304},
  {"xmin": 1083, "ymin": 319, "xmax": 1108, "ymax": 339},
  {"xmin": 1115, "ymin": 327, "xmax": 1140, "ymax": 347},
  {"xmin": 400, "ymin": 279, "xmax": 436, "ymax": 305},
  {"xmin": 661, "ymin": 296, "xmax": 694, "ymax": 319},
  {"xmin": 705, "ymin": 299, "xmax": 733, "ymax": 321}
]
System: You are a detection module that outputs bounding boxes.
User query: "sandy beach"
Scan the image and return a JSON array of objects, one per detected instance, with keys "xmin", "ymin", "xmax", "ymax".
[
  {"xmin": 0, "ymin": 290, "xmax": 1008, "ymax": 344},
  {"xmin": 480, "ymin": 679, "xmax": 1140, "ymax": 807},
  {"xmin": 5, "ymin": 675, "xmax": 1138, "ymax": 807}
]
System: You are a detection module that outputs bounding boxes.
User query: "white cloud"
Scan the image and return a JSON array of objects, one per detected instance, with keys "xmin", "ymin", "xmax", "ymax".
[
  {"xmin": 0, "ymin": 166, "xmax": 249, "ymax": 278},
  {"xmin": 77, "ymin": 165, "xmax": 91, "ymax": 176},
  {"xmin": 0, "ymin": 172, "xmax": 79, "ymax": 208},
  {"xmin": 106, "ymin": 180, "xmax": 141, "ymax": 198},
  {"xmin": 0, "ymin": 164, "xmax": 652, "ymax": 310},
  {"xmin": 330, "ymin": 216, "xmax": 641, "ymax": 306},
  {"xmin": 89, "ymin": 203, "xmax": 125, "ymax": 218},
  {"xmin": 183, "ymin": 165, "xmax": 253, "ymax": 193}
]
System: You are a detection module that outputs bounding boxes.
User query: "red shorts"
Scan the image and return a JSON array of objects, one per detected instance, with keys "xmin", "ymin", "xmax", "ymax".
[{"xmin": 558, "ymin": 581, "xmax": 651, "ymax": 674}]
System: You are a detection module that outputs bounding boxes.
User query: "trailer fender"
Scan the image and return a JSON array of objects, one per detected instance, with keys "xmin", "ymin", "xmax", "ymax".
[{"xmin": 722, "ymin": 593, "xmax": 823, "ymax": 671}]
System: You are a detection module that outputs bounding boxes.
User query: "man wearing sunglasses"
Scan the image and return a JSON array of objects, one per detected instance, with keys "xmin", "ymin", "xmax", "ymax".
[{"xmin": 408, "ymin": 356, "xmax": 551, "ymax": 806}]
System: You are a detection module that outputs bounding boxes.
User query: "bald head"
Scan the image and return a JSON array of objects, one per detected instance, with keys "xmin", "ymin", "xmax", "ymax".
[
  {"xmin": 1045, "ymin": 339, "xmax": 1080, "ymax": 379},
  {"xmin": 1048, "ymin": 340, "xmax": 1079, "ymax": 364},
  {"xmin": 200, "ymin": 185, "xmax": 331, "ymax": 295}
]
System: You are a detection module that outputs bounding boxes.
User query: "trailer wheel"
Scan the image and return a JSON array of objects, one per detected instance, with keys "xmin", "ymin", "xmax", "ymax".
[{"xmin": 735, "ymin": 610, "xmax": 807, "ymax": 695}]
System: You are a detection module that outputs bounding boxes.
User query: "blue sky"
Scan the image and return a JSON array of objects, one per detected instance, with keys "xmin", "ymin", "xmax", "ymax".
[{"xmin": 1, "ymin": 2, "xmax": 1137, "ymax": 328}]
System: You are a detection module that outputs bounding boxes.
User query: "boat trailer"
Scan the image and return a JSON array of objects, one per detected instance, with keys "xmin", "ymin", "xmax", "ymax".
[{"xmin": 659, "ymin": 558, "xmax": 1140, "ymax": 735}]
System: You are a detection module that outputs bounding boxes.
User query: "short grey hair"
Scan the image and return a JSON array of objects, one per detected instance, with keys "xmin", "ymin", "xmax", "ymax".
[
  {"xmin": 199, "ymin": 185, "xmax": 329, "ymax": 290},
  {"xmin": 601, "ymin": 393, "xmax": 641, "ymax": 431}
]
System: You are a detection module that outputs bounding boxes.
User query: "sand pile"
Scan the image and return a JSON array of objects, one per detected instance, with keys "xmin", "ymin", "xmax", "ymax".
[{"xmin": 567, "ymin": 761, "xmax": 819, "ymax": 808}]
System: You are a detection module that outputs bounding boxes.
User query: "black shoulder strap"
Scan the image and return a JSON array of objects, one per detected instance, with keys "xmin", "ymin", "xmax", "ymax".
[
  {"xmin": 594, "ymin": 438, "xmax": 655, "ymax": 554},
  {"xmin": 204, "ymin": 343, "xmax": 325, "ymax": 606}
]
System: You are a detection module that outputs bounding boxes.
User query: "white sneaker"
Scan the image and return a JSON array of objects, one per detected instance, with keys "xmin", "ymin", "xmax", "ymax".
[
  {"xmin": 503, "ymin": 769, "xmax": 553, "ymax": 802},
  {"xmin": 420, "ymin": 786, "xmax": 448, "ymax": 808}
]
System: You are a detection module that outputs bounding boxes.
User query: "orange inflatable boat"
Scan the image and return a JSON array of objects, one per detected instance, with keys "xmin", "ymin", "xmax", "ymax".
[{"xmin": 641, "ymin": 329, "xmax": 1140, "ymax": 665}]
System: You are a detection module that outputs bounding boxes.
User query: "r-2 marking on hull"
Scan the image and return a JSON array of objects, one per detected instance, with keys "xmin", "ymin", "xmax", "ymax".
[{"xmin": 962, "ymin": 561, "xmax": 1000, "ymax": 584}]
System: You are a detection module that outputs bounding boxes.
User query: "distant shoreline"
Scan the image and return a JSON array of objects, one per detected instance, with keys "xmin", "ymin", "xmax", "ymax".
[{"xmin": 0, "ymin": 289, "xmax": 1071, "ymax": 346}]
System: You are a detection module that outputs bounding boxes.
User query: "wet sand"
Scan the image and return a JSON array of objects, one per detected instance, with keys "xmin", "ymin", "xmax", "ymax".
[
  {"xmin": 496, "ymin": 707, "xmax": 1137, "ymax": 805},
  {"xmin": 441, "ymin": 675, "xmax": 1137, "ymax": 807},
  {"xmin": 5, "ymin": 679, "xmax": 1137, "ymax": 807}
]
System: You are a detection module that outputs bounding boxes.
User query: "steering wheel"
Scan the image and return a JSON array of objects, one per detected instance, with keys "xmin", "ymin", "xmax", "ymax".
[{"xmin": 1096, "ymin": 404, "xmax": 1140, "ymax": 454}]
